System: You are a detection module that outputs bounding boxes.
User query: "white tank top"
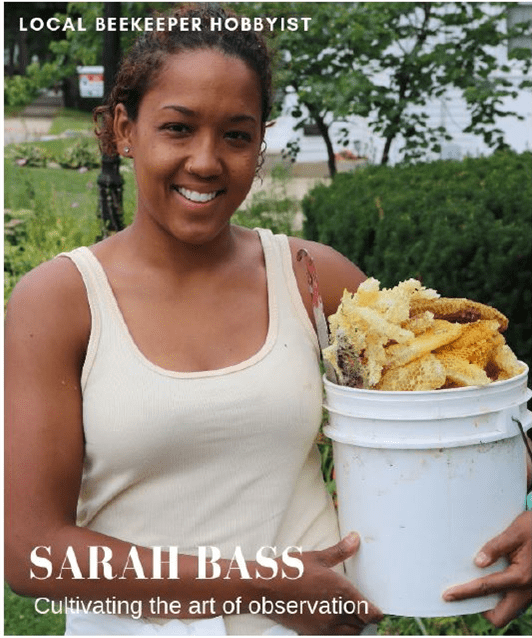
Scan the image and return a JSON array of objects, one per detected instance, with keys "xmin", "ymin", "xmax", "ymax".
[{"xmin": 61, "ymin": 228, "xmax": 340, "ymax": 634}]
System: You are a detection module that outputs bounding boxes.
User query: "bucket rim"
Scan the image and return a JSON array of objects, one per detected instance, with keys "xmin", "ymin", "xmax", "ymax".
[{"xmin": 323, "ymin": 362, "xmax": 529, "ymax": 396}]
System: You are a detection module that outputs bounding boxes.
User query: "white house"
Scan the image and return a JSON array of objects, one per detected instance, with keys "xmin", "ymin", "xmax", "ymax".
[{"xmin": 264, "ymin": 3, "xmax": 532, "ymax": 169}]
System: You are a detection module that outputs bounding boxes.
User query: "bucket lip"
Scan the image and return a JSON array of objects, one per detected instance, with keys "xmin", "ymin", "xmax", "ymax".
[{"xmin": 323, "ymin": 362, "xmax": 529, "ymax": 396}]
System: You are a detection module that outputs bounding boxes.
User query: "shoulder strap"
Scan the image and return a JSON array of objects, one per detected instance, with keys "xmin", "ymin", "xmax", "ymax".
[
  {"xmin": 57, "ymin": 246, "xmax": 109, "ymax": 311},
  {"xmin": 255, "ymin": 228, "xmax": 319, "ymax": 354},
  {"xmin": 56, "ymin": 247, "xmax": 105, "ymax": 390}
]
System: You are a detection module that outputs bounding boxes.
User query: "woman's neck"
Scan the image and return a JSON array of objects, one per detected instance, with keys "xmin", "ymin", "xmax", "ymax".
[{"xmin": 118, "ymin": 215, "xmax": 240, "ymax": 277}]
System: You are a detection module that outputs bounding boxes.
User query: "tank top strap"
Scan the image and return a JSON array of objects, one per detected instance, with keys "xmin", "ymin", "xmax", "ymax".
[
  {"xmin": 254, "ymin": 228, "xmax": 319, "ymax": 355},
  {"xmin": 57, "ymin": 246, "xmax": 114, "ymax": 309},
  {"xmin": 56, "ymin": 246, "xmax": 112, "ymax": 389}
]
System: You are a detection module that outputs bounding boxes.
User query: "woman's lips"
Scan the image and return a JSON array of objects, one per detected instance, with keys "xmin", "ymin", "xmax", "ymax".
[{"xmin": 173, "ymin": 186, "xmax": 224, "ymax": 203}]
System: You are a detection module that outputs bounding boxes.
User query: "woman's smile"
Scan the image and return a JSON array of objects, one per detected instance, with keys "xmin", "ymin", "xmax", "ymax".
[{"xmin": 174, "ymin": 187, "xmax": 225, "ymax": 204}]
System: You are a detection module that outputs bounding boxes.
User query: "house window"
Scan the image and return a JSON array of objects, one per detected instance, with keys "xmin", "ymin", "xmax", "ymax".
[
  {"xmin": 303, "ymin": 123, "xmax": 320, "ymax": 136},
  {"xmin": 507, "ymin": 3, "xmax": 532, "ymax": 53}
]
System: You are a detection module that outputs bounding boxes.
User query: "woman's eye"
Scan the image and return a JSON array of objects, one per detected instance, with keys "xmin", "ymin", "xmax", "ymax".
[
  {"xmin": 225, "ymin": 131, "xmax": 252, "ymax": 143},
  {"xmin": 162, "ymin": 123, "xmax": 190, "ymax": 134}
]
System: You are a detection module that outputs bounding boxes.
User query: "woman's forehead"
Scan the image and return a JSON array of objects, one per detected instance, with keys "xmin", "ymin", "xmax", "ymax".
[{"xmin": 139, "ymin": 49, "xmax": 263, "ymax": 118}]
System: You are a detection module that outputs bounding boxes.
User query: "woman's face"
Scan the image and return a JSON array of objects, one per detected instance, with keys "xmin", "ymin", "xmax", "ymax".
[{"xmin": 115, "ymin": 48, "xmax": 263, "ymax": 246}]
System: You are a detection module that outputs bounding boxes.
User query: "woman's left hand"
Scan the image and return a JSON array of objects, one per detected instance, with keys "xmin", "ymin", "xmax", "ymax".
[{"xmin": 442, "ymin": 510, "xmax": 532, "ymax": 628}]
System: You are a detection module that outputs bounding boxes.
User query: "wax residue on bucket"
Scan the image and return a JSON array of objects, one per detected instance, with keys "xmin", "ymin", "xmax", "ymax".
[{"xmin": 323, "ymin": 278, "xmax": 525, "ymax": 390}]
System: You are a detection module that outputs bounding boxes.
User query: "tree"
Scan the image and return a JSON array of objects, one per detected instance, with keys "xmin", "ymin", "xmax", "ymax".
[
  {"xmin": 4, "ymin": 2, "xmax": 170, "ymax": 108},
  {"xmin": 4, "ymin": 2, "xmax": 71, "ymax": 107},
  {"xmin": 10, "ymin": 2, "xmax": 531, "ymax": 173},
  {"xmin": 244, "ymin": 2, "xmax": 532, "ymax": 174},
  {"xmin": 4, "ymin": 2, "xmax": 68, "ymax": 76},
  {"xmin": 233, "ymin": 2, "xmax": 359, "ymax": 177}
]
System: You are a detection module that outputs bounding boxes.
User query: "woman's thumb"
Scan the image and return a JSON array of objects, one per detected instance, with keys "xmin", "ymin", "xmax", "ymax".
[{"xmin": 319, "ymin": 532, "xmax": 360, "ymax": 567}]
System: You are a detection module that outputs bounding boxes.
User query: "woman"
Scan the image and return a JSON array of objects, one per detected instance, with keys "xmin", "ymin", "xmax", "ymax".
[{"xmin": 5, "ymin": 5, "xmax": 531, "ymax": 636}]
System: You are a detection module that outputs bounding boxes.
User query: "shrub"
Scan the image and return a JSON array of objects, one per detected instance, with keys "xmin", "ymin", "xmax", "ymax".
[
  {"xmin": 4, "ymin": 74, "xmax": 38, "ymax": 108},
  {"xmin": 58, "ymin": 138, "xmax": 100, "ymax": 170},
  {"xmin": 302, "ymin": 151, "xmax": 532, "ymax": 370},
  {"xmin": 10, "ymin": 144, "xmax": 50, "ymax": 168},
  {"xmin": 4, "ymin": 61, "xmax": 63, "ymax": 108}
]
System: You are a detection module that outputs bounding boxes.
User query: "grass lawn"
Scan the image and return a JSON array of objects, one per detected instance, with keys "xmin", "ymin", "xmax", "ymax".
[
  {"xmin": 48, "ymin": 108, "xmax": 95, "ymax": 136},
  {"xmin": 4, "ymin": 142, "xmax": 137, "ymax": 227},
  {"xmin": 4, "ymin": 583, "xmax": 65, "ymax": 636},
  {"xmin": 4, "ymin": 137, "xmax": 137, "ymax": 304}
]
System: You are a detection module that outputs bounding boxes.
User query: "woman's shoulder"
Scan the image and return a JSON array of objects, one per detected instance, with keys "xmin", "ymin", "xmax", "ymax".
[
  {"xmin": 6, "ymin": 253, "xmax": 91, "ymax": 357},
  {"xmin": 8, "ymin": 252, "xmax": 87, "ymax": 309}
]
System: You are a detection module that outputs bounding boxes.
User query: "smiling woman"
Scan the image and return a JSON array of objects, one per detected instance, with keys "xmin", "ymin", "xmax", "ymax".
[
  {"xmin": 4, "ymin": 4, "xmax": 377, "ymax": 636},
  {"xmin": 5, "ymin": 3, "xmax": 531, "ymax": 637}
]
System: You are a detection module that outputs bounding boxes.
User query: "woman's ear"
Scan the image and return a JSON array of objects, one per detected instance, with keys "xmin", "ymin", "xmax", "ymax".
[{"xmin": 114, "ymin": 103, "xmax": 134, "ymax": 157}]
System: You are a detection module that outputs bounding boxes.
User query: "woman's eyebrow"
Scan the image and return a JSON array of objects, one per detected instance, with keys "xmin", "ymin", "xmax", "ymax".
[
  {"xmin": 161, "ymin": 104, "xmax": 257, "ymax": 124},
  {"xmin": 161, "ymin": 105, "xmax": 195, "ymax": 116}
]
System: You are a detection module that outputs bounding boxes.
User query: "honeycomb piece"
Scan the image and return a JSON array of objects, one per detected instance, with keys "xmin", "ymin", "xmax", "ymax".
[
  {"xmin": 490, "ymin": 343, "xmax": 526, "ymax": 380},
  {"xmin": 385, "ymin": 320, "xmax": 463, "ymax": 369},
  {"xmin": 323, "ymin": 331, "xmax": 367, "ymax": 388},
  {"xmin": 376, "ymin": 355, "xmax": 446, "ymax": 391},
  {"xmin": 325, "ymin": 277, "xmax": 521, "ymax": 391},
  {"xmin": 328, "ymin": 284, "xmax": 417, "ymax": 388},
  {"xmin": 329, "ymin": 289, "xmax": 413, "ymax": 346},
  {"xmin": 353, "ymin": 277, "xmax": 381, "ymax": 308},
  {"xmin": 436, "ymin": 353, "xmax": 491, "ymax": 387},
  {"xmin": 402, "ymin": 311, "xmax": 435, "ymax": 336},
  {"xmin": 434, "ymin": 320, "xmax": 504, "ymax": 369},
  {"xmin": 410, "ymin": 297, "xmax": 508, "ymax": 332}
]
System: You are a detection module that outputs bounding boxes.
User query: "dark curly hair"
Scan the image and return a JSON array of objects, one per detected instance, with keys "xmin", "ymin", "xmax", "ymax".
[{"xmin": 94, "ymin": 3, "xmax": 273, "ymax": 157}]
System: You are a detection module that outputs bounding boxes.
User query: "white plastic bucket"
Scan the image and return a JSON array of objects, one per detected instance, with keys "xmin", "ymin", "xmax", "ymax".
[{"xmin": 323, "ymin": 365, "xmax": 531, "ymax": 617}]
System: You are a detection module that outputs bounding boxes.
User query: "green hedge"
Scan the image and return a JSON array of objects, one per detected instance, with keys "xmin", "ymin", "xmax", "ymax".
[{"xmin": 302, "ymin": 151, "xmax": 532, "ymax": 371}]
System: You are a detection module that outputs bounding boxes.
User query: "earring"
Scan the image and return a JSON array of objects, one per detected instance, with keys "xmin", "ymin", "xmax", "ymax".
[{"xmin": 124, "ymin": 147, "xmax": 130, "ymax": 155}]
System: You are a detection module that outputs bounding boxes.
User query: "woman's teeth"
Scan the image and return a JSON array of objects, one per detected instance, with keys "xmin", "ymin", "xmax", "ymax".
[{"xmin": 177, "ymin": 187, "xmax": 219, "ymax": 203}]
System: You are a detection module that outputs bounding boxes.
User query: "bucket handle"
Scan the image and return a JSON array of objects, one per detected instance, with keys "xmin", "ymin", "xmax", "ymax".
[{"xmin": 513, "ymin": 417, "xmax": 532, "ymax": 463}]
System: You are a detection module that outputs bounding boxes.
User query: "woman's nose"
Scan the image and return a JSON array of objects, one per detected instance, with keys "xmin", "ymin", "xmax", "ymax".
[{"xmin": 184, "ymin": 133, "xmax": 223, "ymax": 178}]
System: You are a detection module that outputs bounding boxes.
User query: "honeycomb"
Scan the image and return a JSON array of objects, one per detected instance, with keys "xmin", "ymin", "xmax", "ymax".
[
  {"xmin": 324, "ymin": 278, "xmax": 525, "ymax": 391},
  {"xmin": 376, "ymin": 354, "xmax": 446, "ymax": 391},
  {"xmin": 410, "ymin": 297, "xmax": 508, "ymax": 331}
]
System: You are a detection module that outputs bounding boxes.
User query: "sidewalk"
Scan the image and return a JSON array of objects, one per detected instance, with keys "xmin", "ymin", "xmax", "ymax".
[{"xmin": 4, "ymin": 90, "xmax": 63, "ymax": 145}]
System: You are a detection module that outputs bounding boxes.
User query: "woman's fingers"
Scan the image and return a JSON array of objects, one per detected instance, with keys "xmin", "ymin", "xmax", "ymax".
[
  {"xmin": 443, "ymin": 512, "xmax": 532, "ymax": 604},
  {"xmin": 474, "ymin": 521, "xmax": 522, "ymax": 568},
  {"xmin": 483, "ymin": 589, "xmax": 532, "ymax": 629},
  {"xmin": 443, "ymin": 562, "xmax": 523, "ymax": 601},
  {"xmin": 317, "ymin": 532, "xmax": 361, "ymax": 568},
  {"xmin": 315, "ymin": 533, "xmax": 383, "ymax": 624}
]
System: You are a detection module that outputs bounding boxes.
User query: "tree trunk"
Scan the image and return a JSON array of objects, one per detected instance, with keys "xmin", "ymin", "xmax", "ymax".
[
  {"xmin": 17, "ymin": 30, "xmax": 29, "ymax": 75},
  {"xmin": 381, "ymin": 135, "xmax": 394, "ymax": 165},
  {"xmin": 98, "ymin": 2, "xmax": 124, "ymax": 237},
  {"xmin": 380, "ymin": 3, "xmax": 432, "ymax": 165},
  {"xmin": 305, "ymin": 103, "xmax": 337, "ymax": 177}
]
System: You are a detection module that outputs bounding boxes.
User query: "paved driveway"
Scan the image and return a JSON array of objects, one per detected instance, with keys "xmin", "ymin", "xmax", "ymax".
[{"xmin": 4, "ymin": 91, "xmax": 62, "ymax": 145}]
